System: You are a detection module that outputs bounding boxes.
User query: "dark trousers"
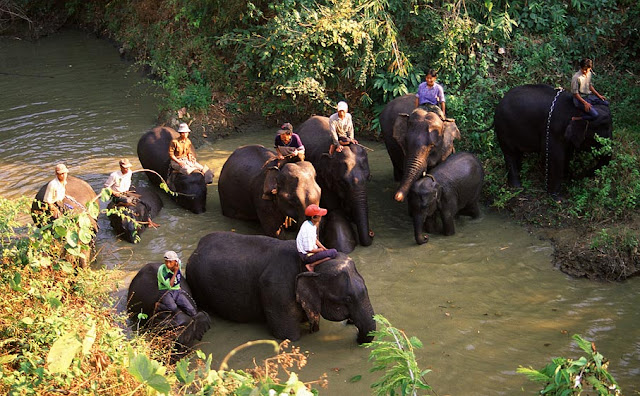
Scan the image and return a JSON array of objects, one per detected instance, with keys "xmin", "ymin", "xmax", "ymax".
[
  {"xmin": 157, "ymin": 289, "xmax": 197, "ymax": 317},
  {"xmin": 300, "ymin": 248, "xmax": 338, "ymax": 264},
  {"xmin": 573, "ymin": 95, "xmax": 609, "ymax": 121}
]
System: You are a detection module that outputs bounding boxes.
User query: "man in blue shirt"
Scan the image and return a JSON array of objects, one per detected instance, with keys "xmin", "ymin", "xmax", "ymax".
[
  {"xmin": 414, "ymin": 69, "xmax": 446, "ymax": 120},
  {"xmin": 263, "ymin": 123, "xmax": 306, "ymax": 199}
]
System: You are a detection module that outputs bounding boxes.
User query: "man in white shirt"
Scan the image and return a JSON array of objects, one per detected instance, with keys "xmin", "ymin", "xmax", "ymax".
[
  {"xmin": 328, "ymin": 101, "xmax": 358, "ymax": 156},
  {"xmin": 296, "ymin": 204, "xmax": 337, "ymax": 272},
  {"xmin": 43, "ymin": 163, "xmax": 69, "ymax": 219},
  {"xmin": 104, "ymin": 158, "xmax": 134, "ymax": 204}
]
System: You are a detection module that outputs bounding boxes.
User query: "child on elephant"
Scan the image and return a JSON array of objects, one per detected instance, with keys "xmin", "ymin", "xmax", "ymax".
[
  {"xmin": 571, "ymin": 58, "xmax": 609, "ymax": 121},
  {"xmin": 156, "ymin": 250, "xmax": 197, "ymax": 317},
  {"xmin": 414, "ymin": 69, "xmax": 446, "ymax": 120},
  {"xmin": 296, "ymin": 204, "xmax": 338, "ymax": 272}
]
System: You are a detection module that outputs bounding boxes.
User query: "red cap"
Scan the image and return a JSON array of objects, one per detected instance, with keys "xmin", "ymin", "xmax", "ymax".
[{"xmin": 305, "ymin": 204, "xmax": 327, "ymax": 217}]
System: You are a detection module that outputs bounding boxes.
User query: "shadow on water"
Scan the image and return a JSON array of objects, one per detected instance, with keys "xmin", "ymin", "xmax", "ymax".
[{"xmin": 1, "ymin": 29, "xmax": 639, "ymax": 395}]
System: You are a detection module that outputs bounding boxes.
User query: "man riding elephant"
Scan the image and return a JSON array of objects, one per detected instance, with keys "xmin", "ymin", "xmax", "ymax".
[{"xmin": 169, "ymin": 123, "xmax": 212, "ymax": 180}]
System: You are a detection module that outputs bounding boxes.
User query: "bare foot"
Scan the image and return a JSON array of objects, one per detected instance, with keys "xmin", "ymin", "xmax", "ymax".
[
  {"xmin": 305, "ymin": 264, "xmax": 314, "ymax": 272},
  {"xmin": 571, "ymin": 116, "xmax": 582, "ymax": 121}
]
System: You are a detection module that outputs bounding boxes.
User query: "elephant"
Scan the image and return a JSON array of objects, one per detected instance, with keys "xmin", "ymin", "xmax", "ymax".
[
  {"xmin": 107, "ymin": 187, "xmax": 163, "ymax": 243},
  {"xmin": 319, "ymin": 209, "xmax": 357, "ymax": 254},
  {"xmin": 408, "ymin": 152, "xmax": 484, "ymax": 244},
  {"xmin": 296, "ymin": 116, "xmax": 374, "ymax": 247},
  {"xmin": 494, "ymin": 84, "xmax": 612, "ymax": 196},
  {"xmin": 380, "ymin": 94, "xmax": 461, "ymax": 202},
  {"xmin": 127, "ymin": 262, "xmax": 211, "ymax": 360},
  {"xmin": 137, "ymin": 126, "xmax": 209, "ymax": 214},
  {"xmin": 186, "ymin": 231, "xmax": 376, "ymax": 344},
  {"xmin": 218, "ymin": 145, "xmax": 321, "ymax": 238},
  {"xmin": 32, "ymin": 175, "xmax": 98, "ymax": 267}
]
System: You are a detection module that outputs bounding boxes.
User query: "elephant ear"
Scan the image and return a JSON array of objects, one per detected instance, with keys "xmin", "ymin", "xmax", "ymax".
[
  {"xmin": 392, "ymin": 113, "xmax": 410, "ymax": 157},
  {"xmin": 565, "ymin": 120, "xmax": 588, "ymax": 148},
  {"xmin": 441, "ymin": 121, "xmax": 461, "ymax": 161},
  {"xmin": 295, "ymin": 272, "xmax": 322, "ymax": 333}
]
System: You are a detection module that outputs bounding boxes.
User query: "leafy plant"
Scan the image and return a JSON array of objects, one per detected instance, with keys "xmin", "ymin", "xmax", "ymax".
[
  {"xmin": 364, "ymin": 315, "xmax": 432, "ymax": 396},
  {"xmin": 517, "ymin": 334, "xmax": 621, "ymax": 395}
]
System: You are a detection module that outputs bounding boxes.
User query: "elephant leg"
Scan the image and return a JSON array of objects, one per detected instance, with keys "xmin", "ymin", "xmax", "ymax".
[
  {"xmin": 260, "ymin": 290, "xmax": 302, "ymax": 341},
  {"xmin": 547, "ymin": 138, "xmax": 567, "ymax": 196},
  {"xmin": 503, "ymin": 151, "xmax": 523, "ymax": 188},
  {"xmin": 424, "ymin": 215, "xmax": 439, "ymax": 234},
  {"xmin": 440, "ymin": 210, "xmax": 456, "ymax": 236}
]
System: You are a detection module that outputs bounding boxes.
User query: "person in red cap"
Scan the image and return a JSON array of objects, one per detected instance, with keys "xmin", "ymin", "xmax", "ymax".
[{"xmin": 296, "ymin": 204, "xmax": 337, "ymax": 272}]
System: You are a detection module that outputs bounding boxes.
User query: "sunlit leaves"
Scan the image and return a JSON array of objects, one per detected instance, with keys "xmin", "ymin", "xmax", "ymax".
[{"xmin": 47, "ymin": 333, "xmax": 82, "ymax": 374}]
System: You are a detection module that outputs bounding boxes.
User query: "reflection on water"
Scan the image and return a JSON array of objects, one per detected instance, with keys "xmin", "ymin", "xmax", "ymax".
[{"xmin": 1, "ymin": 30, "xmax": 639, "ymax": 395}]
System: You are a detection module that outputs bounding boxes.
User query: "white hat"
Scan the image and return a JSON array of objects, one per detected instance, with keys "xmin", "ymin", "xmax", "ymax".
[
  {"xmin": 55, "ymin": 163, "xmax": 69, "ymax": 174},
  {"xmin": 119, "ymin": 158, "xmax": 132, "ymax": 168},
  {"xmin": 163, "ymin": 250, "xmax": 179, "ymax": 261},
  {"xmin": 178, "ymin": 123, "xmax": 191, "ymax": 133},
  {"xmin": 337, "ymin": 101, "xmax": 348, "ymax": 112}
]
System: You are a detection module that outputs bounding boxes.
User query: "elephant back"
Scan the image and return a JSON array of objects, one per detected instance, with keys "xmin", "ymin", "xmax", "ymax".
[
  {"xmin": 32, "ymin": 175, "xmax": 97, "ymax": 225},
  {"xmin": 296, "ymin": 116, "xmax": 333, "ymax": 163},
  {"xmin": 137, "ymin": 127, "xmax": 177, "ymax": 186}
]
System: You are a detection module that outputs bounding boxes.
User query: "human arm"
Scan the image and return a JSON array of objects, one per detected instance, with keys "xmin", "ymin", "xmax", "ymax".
[
  {"xmin": 589, "ymin": 84, "xmax": 606, "ymax": 101},
  {"xmin": 315, "ymin": 239, "xmax": 328, "ymax": 251},
  {"xmin": 168, "ymin": 140, "xmax": 184, "ymax": 166},
  {"xmin": 415, "ymin": 95, "xmax": 419, "ymax": 108},
  {"xmin": 573, "ymin": 92, "xmax": 592, "ymax": 112},
  {"xmin": 441, "ymin": 101, "xmax": 446, "ymax": 118}
]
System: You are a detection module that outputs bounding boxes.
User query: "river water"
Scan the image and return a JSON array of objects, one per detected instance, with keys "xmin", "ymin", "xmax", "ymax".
[{"xmin": 1, "ymin": 30, "xmax": 639, "ymax": 395}]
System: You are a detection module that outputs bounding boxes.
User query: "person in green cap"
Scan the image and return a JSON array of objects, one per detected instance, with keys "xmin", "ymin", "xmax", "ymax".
[{"xmin": 156, "ymin": 250, "xmax": 197, "ymax": 316}]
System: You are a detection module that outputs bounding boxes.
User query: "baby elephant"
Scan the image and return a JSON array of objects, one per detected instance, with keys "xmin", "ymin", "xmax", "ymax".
[{"xmin": 408, "ymin": 152, "xmax": 483, "ymax": 244}]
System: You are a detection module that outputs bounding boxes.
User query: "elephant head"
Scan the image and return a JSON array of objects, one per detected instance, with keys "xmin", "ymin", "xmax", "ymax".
[
  {"xmin": 392, "ymin": 109, "xmax": 460, "ymax": 202},
  {"xmin": 274, "ymin": 161, "xmax": 321, "ymax": 226},
  {"xmin": 316, "ymin": 145, "xmax": 374, "ymax": 246},
  {"xmin": 295, "ymin": 257, "xmax": 375, "ymax": 344},
  {"xmin": 408, "ymin": 175, "xmax": 440, "ymax": 245},
  {"xmin": 173, "ymin": 172, "xmax": 207, "ymax": 214}
]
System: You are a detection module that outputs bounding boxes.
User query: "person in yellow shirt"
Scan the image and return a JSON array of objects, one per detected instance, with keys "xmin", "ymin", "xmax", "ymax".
[{"xmin": 168, "ymin": 123, "xmax": 206, "ymax": 175}]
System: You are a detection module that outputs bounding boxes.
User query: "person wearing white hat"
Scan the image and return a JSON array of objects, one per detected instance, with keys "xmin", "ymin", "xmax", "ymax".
[
  {"xmin": 156, "ymin": 250, "xmax": 197, "ymax": 317},
  {"xmin": 328, "ymin": 101, "xmax": 358, "ymax": 156},
  {"xmin": 168, "ymin": 122, "xmax": 208, "ymax": 177},
  {"xmin": 42, "ymin": 163, "xmax": 71, "ymax": 219}
]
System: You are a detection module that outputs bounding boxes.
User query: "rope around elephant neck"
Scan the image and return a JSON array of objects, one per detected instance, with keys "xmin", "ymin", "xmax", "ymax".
[
  {"xmin": 545, "ymin": 88, "xmax": 564, "ymax": 191},
  {"xmin": 131, "ymin": 169, "xmax": 196, "ymax": 197}
]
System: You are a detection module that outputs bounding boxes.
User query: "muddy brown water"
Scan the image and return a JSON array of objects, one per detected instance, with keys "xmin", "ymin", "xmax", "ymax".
[{"xmin": 1, "ymin": 30, "xmax": 639, "ymax": 395}]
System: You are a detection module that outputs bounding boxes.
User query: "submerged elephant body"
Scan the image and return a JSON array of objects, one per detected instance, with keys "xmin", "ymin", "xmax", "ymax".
[
  {"xmin": 137, "ymin": 127, "xmax": 208, "ymax": 214},
  {"xmin": 186, "ymin": 232, "xmax": 375, "ymax": 343},
  {"xmin": 108, "ymin": 187, "xmax": 163, "ymax": 243},
  {"xmin": 409, "ymin": 152, "xmax": 483, "ymax": 244},
  {"xmin": 494, "ymin": 84, "xmax": 612, "ymax": 195},
  {"xmin": 218, "ymin": 145, "xmax": 321, "ymax": 237},
  {"xmin": 127, "ymin": 262, "xmax": 211, "ymax": 355},
  {"xmin": 296, "ymin": 116, "xmax": 374, "ymax": 247},
  {"xmin": 380, "ymin": 94, "xmax": 461, "ymax": 202}
]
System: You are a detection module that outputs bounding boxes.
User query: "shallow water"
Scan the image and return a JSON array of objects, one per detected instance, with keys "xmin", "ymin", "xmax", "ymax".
[{"xmin": 1, "ymin": 30, "xmax": 639, "ymax": 395}]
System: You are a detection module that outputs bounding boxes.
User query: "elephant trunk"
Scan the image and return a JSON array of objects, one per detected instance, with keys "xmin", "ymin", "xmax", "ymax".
[
  {"xmin": 352, "ymin": 298, "xmax": 376, "ymax": 344},
  {"xmin": 395, "ymin": 145, "xmax": 431, "ymax": 202},
  {"xmin": 350, "ymin": 188, "xmax": 374, "ymax": 246},
  {"xmin": 413, "ymin": 214, "xmax": 429, "ymax": 245}
]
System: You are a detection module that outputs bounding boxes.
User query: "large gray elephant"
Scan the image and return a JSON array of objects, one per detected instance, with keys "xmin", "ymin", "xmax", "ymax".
[
  {"xmin": 380, "ymin": 94, "xmax": 461, "ymax": 202},
  {"xmin": 408, "ymin": 152, "xmax": 484, "ymax": 244},
  {"xmin": 218, "ymin": 145, "xmax": 321, "ymax": 238},
  {"xmin": 137, "ymin": 127, "xmax": 209, "ymax": 214},
  {"xmin": 296, "ymin": 116, "xmax": 374, "ymax": 247},
  {"xmin": 186, "ymin": 231, "xmax": 375, "ymax": 344},
  {"xmin": 32, "ymin": 175, "xmax": 98, "ymax": 267},
  {"xmin": 107, "ymin": 187, "xmax": 163, "ymax": 243},
  {"xmin": 127, "ymin": 262, "xmax": 211, "ymax": 359},
  {"xmin": 495, "ymin": 84, "xmax": 612, "ymax": 196}
]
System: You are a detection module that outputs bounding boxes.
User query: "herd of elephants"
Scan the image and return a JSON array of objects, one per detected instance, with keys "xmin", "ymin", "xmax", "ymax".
[{"xmin": 32, "ymin": 84, "xmax": 613, "ymax": 354}]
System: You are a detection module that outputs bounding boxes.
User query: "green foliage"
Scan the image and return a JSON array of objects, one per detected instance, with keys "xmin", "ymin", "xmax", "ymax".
[
  {"xmin": 364, "ymin": 315, "xmax": 432, "ymax": 396},
  {"xmin": 517, "ymin": 334, "xmax": 621, "ymax": 395}
]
